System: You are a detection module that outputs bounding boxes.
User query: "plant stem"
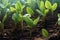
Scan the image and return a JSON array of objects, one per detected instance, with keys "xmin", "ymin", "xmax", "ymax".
[
  {"xmin": 1, "ymin": 23, "xmax": 4, "ymax": 30},
  {"xmin": 52, "ymin": 10, "xmax": 53, "ymax": 16},
  {"xmin": 21, "ymin": 19, "xmax": 23, "ymax": 32},
  {"xmin": 30, "ymin": 28, "xmax": 32, "ymax": 37}
]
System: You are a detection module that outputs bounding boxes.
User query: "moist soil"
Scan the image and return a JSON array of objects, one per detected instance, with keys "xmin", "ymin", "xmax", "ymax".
[{"xmin": 0, "ymin": 8, "xmax": 60, "ymax": 40}]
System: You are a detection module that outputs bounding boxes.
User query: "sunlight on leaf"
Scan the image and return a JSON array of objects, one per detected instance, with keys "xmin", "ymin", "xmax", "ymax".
[
  {"xmin": 45, "ymin": 0, "xmax": 52, "ymax": 9},
  {"xmin": 44, "ymin": 9, "xmax": 49, "ymax": 15},
  {"xmin": 23, "ymin": 14, "xmax": 31, "ymax": 17},
  {"xmin": 15, "ymin": 1, "xmax": 24, "ymax": 12},
  {"xmin": 26, "ymin": 7, "xmax": 34, "ymax": 15},
  {"xmin": 10, "ymin": 7, "xmax": 16, "ymax": 12},
  {"xmin": 40, "ymin": 1, "xmax": 45, "ymax": 12},
  {"xmin": 33, "ymin": 17, "xmax": 40, "ymax": 25},
  {"xmin": 52, "ymin": 3, "xmax": 57, "ymax": 11}
]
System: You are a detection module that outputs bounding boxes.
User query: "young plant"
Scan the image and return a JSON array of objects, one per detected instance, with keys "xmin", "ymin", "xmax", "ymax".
[
  {"xmin": 42, "ymin": 28, "xmax": 49, "ymax": 40},
  {"xmin": 24, "ymin": 6, "xmax": 40, "ymax": 36},
  {"xmin": 36, "ymin": 0, "xmax": 49, "ymax": 20},
  {"xmin": 23, "ymin": 14, "xmax": 40, "ymax": 37},
  {"xmin": 58, "ymin": 14, "xmax": 60, "ymax": 25},
  {"xmin": 12, "ymin": 13, "xmax": 22, "ymax": 26},
  {"xmin": 45, "ymin": 0, "xmax": 57, "ymax": 14},
  {"xmin": 0, "ymin": 0, "xmax": 9, "ymax": 30},
  {"xmin": 36, "ymin": 0, "xmax": 57, "ymax": 21},
  {"xmin": 10, "ymin": 1, "xmax": 25, "ymax": 31}
]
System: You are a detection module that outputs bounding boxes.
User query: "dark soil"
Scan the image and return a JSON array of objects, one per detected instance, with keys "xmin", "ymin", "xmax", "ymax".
[{"xmin": 0, "ymin": 8, "xmax": 60, "ymax": 40}]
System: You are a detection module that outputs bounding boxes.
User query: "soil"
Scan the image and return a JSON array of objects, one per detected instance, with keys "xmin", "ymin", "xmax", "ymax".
[{"xmin": 0, "ymin": 8, "xmax": 60, "ymax": 40}]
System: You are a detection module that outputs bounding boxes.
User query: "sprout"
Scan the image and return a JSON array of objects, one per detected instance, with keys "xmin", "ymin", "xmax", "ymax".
[{"xmin": 58, "ymin": 14, "xmax": 60, "ymax": 25}]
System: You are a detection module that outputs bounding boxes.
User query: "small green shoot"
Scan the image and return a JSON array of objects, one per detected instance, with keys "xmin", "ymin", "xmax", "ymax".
[
  {"xmin": 45, "ymin": 0, "xmax": 57, "ymax": 11},
  {"xmin": 42, "ymin": 28, "xmax": 49, "ymax": 38},
  {"xmin": 58, "ymin": 14, "xmax": 60, "ymax": 25},
  {"xmin": 23, "ymin": 14, "xmax": 40, "ymax": 36},
  {"xmin": 26, "ymin": 7, "xmax": 34, "ymax": 15},
  {"xmin": 10, "ymin": 1, "xmax": 25, "ymax": 31}
]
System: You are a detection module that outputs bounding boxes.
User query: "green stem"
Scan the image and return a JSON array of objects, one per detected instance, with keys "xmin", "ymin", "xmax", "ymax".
[
  {"xmin": 19, "ymin": 11, "xmax": 24, "ymax": 32},
  {"xmin": 1, "ymin": 23, "xmax": 4, "ymax": 30},
  {"xmin": 21, "ymin": 19, "xmax": 23, "ymax": 32},
  {"xmin": 30, "ymin": 29, "xmax": 32, "ymax": 37}
]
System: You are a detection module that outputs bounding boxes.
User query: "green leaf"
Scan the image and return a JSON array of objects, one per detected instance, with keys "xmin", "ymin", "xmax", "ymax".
[
  {"xmin": 45, "ymin": 0, "xmax": 52, "ymax": 9},
  {"xmin": 36, "ymin": 9, "xmax": 44, "ymax": 16},
  {"xmin": 42, "ymin": 29, "xmax": 49, "ymax": 38},
  {"xmin": 10, "ymin": 7, "xmax": 16, "ymax": 12},
  {"xmin": 23, "ymin": 14, "xmax": 31, "ymax": 17},
  {"xmin": 58, "ymin": 14, "xmax": 60, "ymax": 18},
  {"xmin": 44, "ymin": 9, "xmax": 49, "ymax": 15},
  {"xmin": 0, "ymin": 3, "xmax": 4, "ymax": 8},
  {"xmin": 58, "ymin": 14, "xmax": 60, "ymax": 25},
  {"xmin": 15, "ymin": 1, "xmax": 24, "ymax": 13},
  {"xmin": 19, "ymin": 14, "xmax": 23, "ymax": 20},
  {"xmin": 15, "ymin": 1, "xmax": 21, "ymax": 11},
  {"xmin": 12, "ymin": 13, "xmax": 22, "ymax": 23},
  {"xmin": 26, "ymin": 7, "xmax": 34, "ymax": 15},
  {"xmin": 40, "ymin": 1, "xmax": 45, "ymax": 12},
  {"xmin": 58, "ymin": 18, "xmax": 60, "ymax": 25},
  {"xmin": 23, "ymin": 16, "xmax": 33, "ymax": 28},
  {"xmin": 2, "ymin": 13, "xmax": 7, "ymax": 23},
  {"xmin": 2, "ymin": 0, "xmax": 8, "ymax": 8},
  {"xmin": 33, "ymin": 17, "xmax": 40, "ymax": 25},
  {"xmin": 26, "ymin": 0, "xmax": 31, "ymax": 3},
  {"xmin": 37, "ymin": 0, "xmax": 40, "ymax": 8},
  {"xmin": 52, "ymin": 3, "xmax": 57, "ymax": 11}
]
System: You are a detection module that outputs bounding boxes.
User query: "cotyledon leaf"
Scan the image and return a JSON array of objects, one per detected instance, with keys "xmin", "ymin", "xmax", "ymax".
[
  {"xmin": 42, "ymin": 29, "xmax": 49, "ymax": 38},
  {"xmin": 45, "ymin": 0, "xmax": 52, "ymax": 9},
  {"xmin": 23, "ymin": 15, "xmax": 33, "ymax": 28},
  {"xmin": 52, "ymin": 3, "xmax": 57, "ymax": 11},
  {"xmin": 26, "ymin": 7, "xmax": 34, "ymax": 15},
  {"xmin": 33, "ymin": 17, "xmax": 40, "ymax": 25}
]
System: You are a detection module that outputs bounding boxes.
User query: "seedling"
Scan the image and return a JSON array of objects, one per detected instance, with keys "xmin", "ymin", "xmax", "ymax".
[
  {"xmin": 0, "ymin": 0, "xmax": 9, "ymax": 30},
  {"xmin": 10, "ymin": 0, "xmax": 25, "ymax": 31},
  {"xmin": 42, "ymin": 28, "xmax": 49, "ymax": 40},
  {"xmin": 36, "ymin": 0, "xmax": 49, "ymax": 20},
  {"xmin": 26, "ymin": 7, "xmax": 34, "ymax": 15},
  {"xmin": 23, "ymin": 14, "xmax": 40, "ymax": 37},
  {"xmin": 45, "ymin": 0, "xmax": 57, "ymax": 14},
  {"xmin": 58, "ymin": 14, "xmax": 60, "ymax": 25},
  {"xmin": 36, "ymin": 0, "xmax": 57, "ymax": 21}
]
